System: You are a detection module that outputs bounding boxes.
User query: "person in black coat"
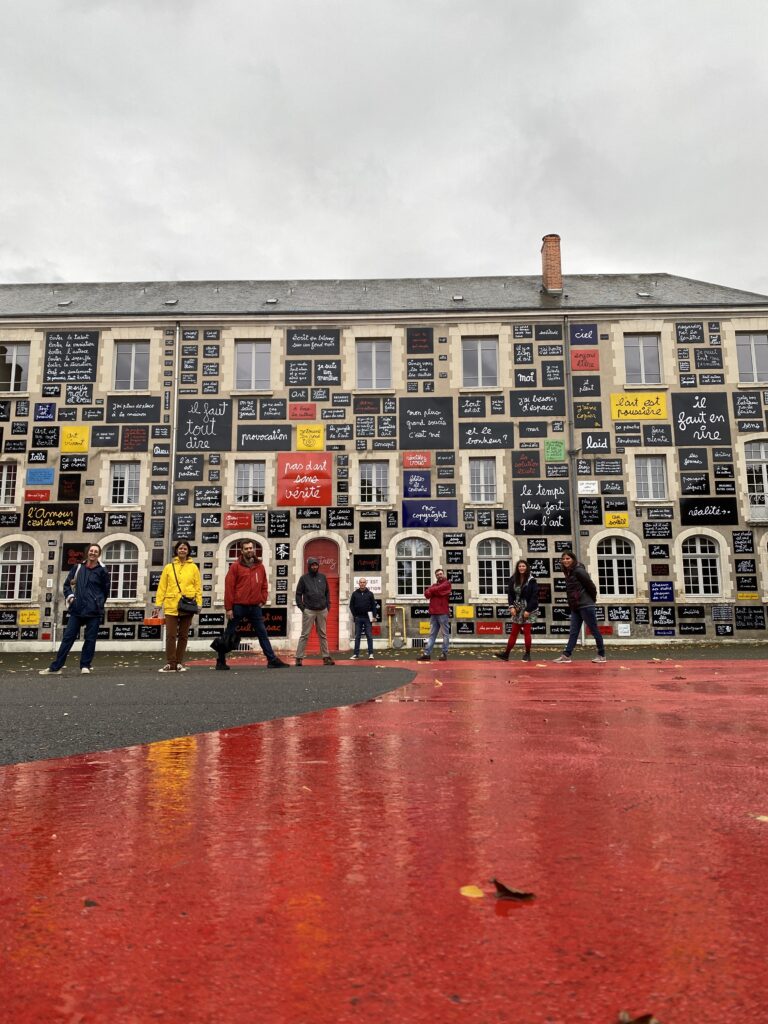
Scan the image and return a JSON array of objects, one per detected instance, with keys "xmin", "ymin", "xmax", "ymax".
[
  {"xmin": 39, "ymin": 543, "xmax": 111, "ymax": 675},
  {"xmin": 349, "ymin": 577, "xmax": 377, "ymax": 659},
  {"xmin": 495, "ymin": 558, "xmax": 539, "ymax": 662}
]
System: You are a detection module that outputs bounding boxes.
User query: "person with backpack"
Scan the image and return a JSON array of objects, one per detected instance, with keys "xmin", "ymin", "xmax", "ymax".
[
  {"xmin": 494, "ymin": 558, "xmax": 539, "ymax": 662},
  {"xmin": 553, "ymin": 550, "xmax": 606, "ymax": 664},
  {"xmin": 39, "ymin": 543, "xmax": 111, "ymax": 675}
]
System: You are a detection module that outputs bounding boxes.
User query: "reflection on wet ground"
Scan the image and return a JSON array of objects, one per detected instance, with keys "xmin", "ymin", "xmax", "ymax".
[{"xmin": 2, "ymin": 658, "xmax": 767, "ymax": 1023}]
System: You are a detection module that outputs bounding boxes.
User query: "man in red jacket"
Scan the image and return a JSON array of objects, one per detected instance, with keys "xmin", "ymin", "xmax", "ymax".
[
  {"xmin": 419, "ymin": 568, "xmax": 452, "ymax": 662},
  {"xmin": 214, "ymin": 540, "xmax": 288, "ymax": 670}
]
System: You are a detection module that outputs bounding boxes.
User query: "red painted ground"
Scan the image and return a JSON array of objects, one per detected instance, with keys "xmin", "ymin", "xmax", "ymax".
[{"xmin": 2, "ymin": 658, "xmax": 768, "ymax": 1024}]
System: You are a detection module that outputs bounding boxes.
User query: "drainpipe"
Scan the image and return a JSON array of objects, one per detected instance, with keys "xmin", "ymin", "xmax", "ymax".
[
  {"xmin": 562, "ymin": 314, "xmax": 582, "ymax": 565},
  {"xmin": 162, "ymin": 320, "xmax": 181, "ymax": 559}
]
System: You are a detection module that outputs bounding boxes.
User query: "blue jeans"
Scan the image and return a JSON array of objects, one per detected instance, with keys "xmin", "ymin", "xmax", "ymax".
[
  {"xmin": 564, "ymin": 605, "xmax": 605, "ymax": 657},
  {"xmin": 425, "ymin": 614, "xmax": 450, "ymax": 656},
  {"xmin": 51, "ymin": 612, "xmax": 101, "ymax": 670},
  {"xmin": 223, "ymin": 604, "xmax": 276, "ymax": 662},
  {"xmin": 353, "ymin": 616, "xmax": 373, "ymax": 656}
]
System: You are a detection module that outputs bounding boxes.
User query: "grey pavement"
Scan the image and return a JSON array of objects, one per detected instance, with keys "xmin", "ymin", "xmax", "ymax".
[{"xmin": 0, "ymin": 652, "xmax": 414, "ymax": 767}]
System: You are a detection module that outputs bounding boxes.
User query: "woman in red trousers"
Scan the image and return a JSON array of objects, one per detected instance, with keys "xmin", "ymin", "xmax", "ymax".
[{"xmin": 494, "ymin": 559, "xmax": 539, "ymax": 663}]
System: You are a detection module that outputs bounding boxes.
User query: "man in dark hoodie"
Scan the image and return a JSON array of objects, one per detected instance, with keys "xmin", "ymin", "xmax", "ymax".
[
  {"xmin": 39, "ymin": 543, "xmax": 110, "ymax": 675},
  {"xmin": 214, "ymin": 539, "xmax": 288, "ymax": 670},
  {"xmin": 294, "ymin": 557, "xmax": 334, "ymax": 666}
]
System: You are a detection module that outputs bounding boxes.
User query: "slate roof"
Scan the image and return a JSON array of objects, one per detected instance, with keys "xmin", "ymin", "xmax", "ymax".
[{"xmin": 0, "ymin": 273, "xmax": 766, "ymax": 318}]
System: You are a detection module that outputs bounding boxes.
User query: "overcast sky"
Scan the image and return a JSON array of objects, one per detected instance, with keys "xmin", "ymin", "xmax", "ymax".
[{"xmin": 1, "ymin": 0, "xmax": 766, "ymax": 293}]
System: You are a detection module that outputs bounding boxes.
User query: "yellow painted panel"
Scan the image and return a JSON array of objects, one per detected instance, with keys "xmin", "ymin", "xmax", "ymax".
[{"xmin": 610, "ymin": 392, "xmax": 668, "ymax": 420}]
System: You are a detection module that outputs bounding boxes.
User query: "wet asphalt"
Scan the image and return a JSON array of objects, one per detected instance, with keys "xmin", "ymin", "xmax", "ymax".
[
  {"xmin": 2, "ymin": 642, "xmax": 766, "ymax": 766},
  {"xmin": 0, "ymin": 652, "xmax": 414, "ymax": 767}
]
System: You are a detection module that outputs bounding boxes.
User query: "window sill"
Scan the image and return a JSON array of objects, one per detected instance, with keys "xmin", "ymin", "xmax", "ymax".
[
  {"xmin": 357, "ymin": 387, "xmax": 395, "ymax": 393},
  {"xmin": 0, "ymin": 390, "xmax": 30, "ymax": 398},
  {"xmin": 623, "ymin": 383, "xmax": 668, "ymax": 390},
  {"xmin": 103, "ymin": 505, "xmax": 143, "ymax": 512},
  {"xmin": 459, "ymin": 387, "xmax": 503, "ymax": 394},
  {"xmin": 634, "ymin": 500, "xmax": 673, "ymax": 505},
  {"xmin": 108, "ymin": 389, "xmax": 155, "ymax": 395},
  {"xmin": 738, "ymin": 381, "xmax": 768, "ymax": 388},
  {"xmin": 230, "ymin": 389, "xmax": 273, "ymax": 396}
]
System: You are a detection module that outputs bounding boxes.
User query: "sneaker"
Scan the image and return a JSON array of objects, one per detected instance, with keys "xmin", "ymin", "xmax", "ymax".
[
  {"xmin": 438, "ymin": 653, "xmax": 448, "ymax": 661},
  {"xmin": 418, "ymin": 654, "xmax": 430, "ymax": 662},
  {"xmin": 553, "ymin": 655, "xmax": 572, "ymax": 664},
  {"xmin": 592, "ymin": 655, "xmax": 607, "ymax": 664},
  {"xmin": 295, "ymin": 658, "xmax": 303, "ymax": 667},
  {"xmin": 215, "ymin": 661, "xmax": 230, "ymax": 671},
  {"xmin": 176, "ymin": 665, "xmax": 188, "ymax": 672},
  {"xmin": 350, "ymin": 654, "xmax": 358, "ymax": 660},
  {"xmin": 80, "ymin": 667, "xmax": 93, "ymax": 674},
  {"xmin": 38, "ymin": 667, "xmax": 61, "ymax": 675},
  {"xmin": 267, "ymin": 659, "xmax": 288, "ymax": 669},
  {"xmin": 158, "ymin": 665, "xmax": 175, "ymax": 673},
  {"xmin": 494, "ymin": 651, "xmax": 510, "ymax": 661},
  {"xmin": 323, "ymin": 657, "xmax": 335, "ymax": 666},
  {"xmin": 368, "ymin": 654, "xmax": 374, "ymax": 660},
  {"xmin": 521, "ymin": 652, "xmax": 531, "ymax": 662}
]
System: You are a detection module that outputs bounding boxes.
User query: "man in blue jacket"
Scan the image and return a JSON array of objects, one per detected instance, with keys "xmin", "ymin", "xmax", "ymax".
[{"xmin": 39, "ymin": 543, "xmax": 111, "ymax": 675}]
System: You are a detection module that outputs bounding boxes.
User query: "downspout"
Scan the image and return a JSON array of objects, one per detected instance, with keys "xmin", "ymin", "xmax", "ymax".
[
  {"xmin": 562, "ymin": 313, "xmax": 582, "ymax": 565},
  {"xmin": 165, "ymin": 320, "xmax": 181, "ymax": 557}
]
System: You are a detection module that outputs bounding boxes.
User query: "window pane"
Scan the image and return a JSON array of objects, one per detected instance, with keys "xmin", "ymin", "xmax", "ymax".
[
  {"xmin": 480, "ymin": 341, "xmax": 497, "ymax": 386},
  {"xmin": 0, "ymin": 462, "xmax": 18, "ymax": 504},
  {"xmin": 640, "ymin": 336, "xmax": 661, "ymax": 383},
  {"xmin": 375, "ymin": 343, "xmax": 391, "ymax": 389},
  {"xmin": 0, "ymin": 344, "xmax": 30, "ymax": 392},
  {"xmin": 624, "ymin": 336, "xmax": 642, "ymax": 384},
  {"xmin": 754, "ymin": 335, "xmax": 768, "ymax": 381},
  {"xmin": 133, "ymin": 344, "xmax": 150, "ymax": 390}
]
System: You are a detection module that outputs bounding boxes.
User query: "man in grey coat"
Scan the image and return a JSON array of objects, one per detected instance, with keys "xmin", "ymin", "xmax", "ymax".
[{"xmin": 294, "ymin": 557, "xmax": 335, "ymax": 666}]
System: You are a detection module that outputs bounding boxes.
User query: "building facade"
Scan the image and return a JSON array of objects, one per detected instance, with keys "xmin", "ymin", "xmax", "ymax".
[{"xmin": 2, "ymin": 236, "xmax": 768, "ymax": 651}]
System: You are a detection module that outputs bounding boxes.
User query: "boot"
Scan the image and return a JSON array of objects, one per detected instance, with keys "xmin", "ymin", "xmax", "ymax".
[
  {"xmin": 522, "ymin": 650, "xmax": 531, "ymax": 662},
  {"xmin": 494, "ymin": 650, "xmax": 510, "ymax": 661}
]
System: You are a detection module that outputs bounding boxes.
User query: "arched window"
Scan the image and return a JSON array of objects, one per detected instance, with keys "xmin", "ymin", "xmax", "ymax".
[
  {"xmin": 597, "ymin": 537, "xmax": 636, "ymax": 596},
  {"xmin": 104, "ymin": 541, "xmax": 139, "ymax": 599},
  {"xmin": 682, "ymin": 536, "xmax": 720, "ymax": 596},
  {"xmin": 0, "ymin": 541, "xmax": 34, "ymax": 600},
  {"xmin": 477, "ymin": 538, "xmax": 511, "ymax": 596},
  {"xmin": 745, "ymin": 441, "xmax": 768, "ymax": 521},
  {"xmin": 227, "ymin": 539, "xmax": 263, "ymax": 564},
  {"xmin": 396, "ymin": 538, "xmax": 432, "ymax": 597}
]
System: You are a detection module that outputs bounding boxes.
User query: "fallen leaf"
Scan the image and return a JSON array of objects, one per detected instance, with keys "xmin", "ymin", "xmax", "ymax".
[
  {"xmin": 491, "ymin": 878, "xmax": 535, "ymax": 901},
  {"xmin": 618, "ymin": 1013, "xmax": 660, "ymax": 1024},
  {"xmin": 750, "ymin": 814, "xmax": 768, "ymax": 822},
  {"xmin": 459, "ymin": 885, "xmax": 485, "ymax": 899},
  {"xmin": 434, "ymin": 679, "xmax": 443, "ymax": 687}
]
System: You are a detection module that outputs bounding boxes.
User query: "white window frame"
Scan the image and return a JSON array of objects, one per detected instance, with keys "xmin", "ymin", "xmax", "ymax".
[
  {"xmin": 356, "ymin": 340, "xmax": 392, "ymax": 390},
  {"xmin": 396, "ymin": 537, "xmax": 432, "ymax": 598},
  {"xmin": 110, "ymin": 462, "xmax": 141, "ymax": 505},
  {"xmin": 0, "ymin": 343, "xmax": 30, "ymax": 393},
  {"xmin": 462, "ymin": 336, "xmax": 498, "ymax": 388},
  {"xmin": 235, "ymin": 340, "xmax": 271, "ymax": 390},
  {"xmin": 0, "ymin": 541, "xmax": 34, "ymax": 601},
  {"xmin": 635, "ymin": 454, "xmax": 668, "ymax": 501},
  {"xmin": 745, "ymin": 440, "xmax": 768, "ymax": 521},
  {"xmin": 0, "ymin": 462, "xmax": 18, "ymax": 505},
  {"xmin": 360, "ymin": 461, "xmax": 389, "ymax": 504},
  {"xmin": 114, "ymin": 341, "xmax": 150, "ymax": 391},
  {"xmin": 597, "ymin": 536, "xmax": 636, "ymax": 596},
  {"xmin": 477, "ymin": 537, "xmax": 511, "ymax": 596},
  {"xmin": 624, "ymin": 333, "xmax": 662, "ymax": 385},
  {"xmin": 682, "ymin": 535, "xmax": 721, "ymax": 597},
  {"xmin": 104, "ymin": 540, "xmax": 139, "ymax": 600},
  {"xmin": 235, "ymin": 461, "xmax": 266, "ymax": 504},
  {"xmin": 468, "ymin": 457, "xmax": 497, "ymax": 503},
  {"xmin": 736, "ymin": 332, "xmax": 768, "ymax": 384}
]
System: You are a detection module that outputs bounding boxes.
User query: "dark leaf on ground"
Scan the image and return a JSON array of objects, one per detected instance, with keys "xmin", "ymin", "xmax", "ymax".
[{"xmin": 490, "ymin": 877, "xmax": 535, "ymax": 900}]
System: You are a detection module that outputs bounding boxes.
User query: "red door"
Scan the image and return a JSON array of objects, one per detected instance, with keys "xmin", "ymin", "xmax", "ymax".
[{"xmin": 303, "ymin": 540, "xmax": 340, "ymax": 653}]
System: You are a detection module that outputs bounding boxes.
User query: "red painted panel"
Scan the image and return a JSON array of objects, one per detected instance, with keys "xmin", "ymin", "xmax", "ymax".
[
  {"xmin": 24, "ymin": 488, "xmax": 50, "ymax": 501},
  {"xmin": 277, "ymin": 453, "xmax": 332, "ymax": 506},
  {"xmin": 223, "ymin": 512, "xmax": 253, "ymax": 530},
  {"xmin": 403, "ymin": 451, "xmax": 432, "ymax": 468},
  {"xmin": 288, "ymin": 403, "xmax": 317, "ymax": 419},
  {"xmin": 571, "ymin": 348, "xmax": 600, "ymax": 371}
]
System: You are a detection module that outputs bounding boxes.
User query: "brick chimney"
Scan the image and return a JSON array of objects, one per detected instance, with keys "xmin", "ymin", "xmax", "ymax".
[{"xmin": 541, "ymin": 233, "xmax": 563, "ymax": 296}]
